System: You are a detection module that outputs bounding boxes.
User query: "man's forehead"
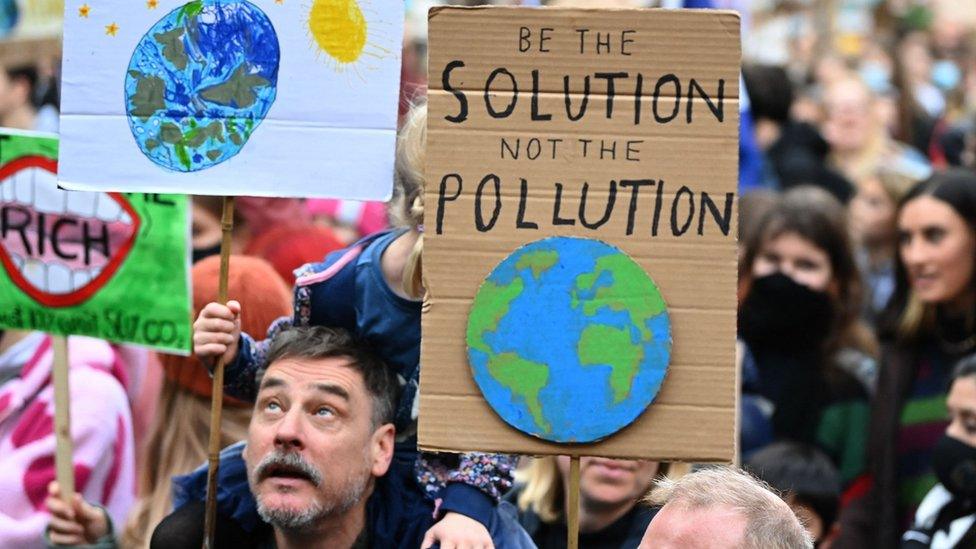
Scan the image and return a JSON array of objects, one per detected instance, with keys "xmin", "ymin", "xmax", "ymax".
[
  {"xmin": 655, "ymin": 502, "xmax": 747, "ymax": 545},
  {"xmin": 261, "ymin": 356, "xmax": 363, "ymax": 391}
]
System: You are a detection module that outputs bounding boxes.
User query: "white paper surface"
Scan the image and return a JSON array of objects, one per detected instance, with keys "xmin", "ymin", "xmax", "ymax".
[{"xmin": 59, "ymin": 0, "xmax": 403, "ymax": 199}]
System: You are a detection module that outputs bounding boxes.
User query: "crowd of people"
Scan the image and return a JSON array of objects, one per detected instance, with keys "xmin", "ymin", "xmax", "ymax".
[{"xmin": 1, "ymin": 0, "xmax": 976, "ymax": 547}]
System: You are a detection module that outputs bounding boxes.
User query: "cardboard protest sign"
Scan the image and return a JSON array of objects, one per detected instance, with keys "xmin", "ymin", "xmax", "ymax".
[
  {"xmin": 420, "ymin": 7, "xmax": 740, "ymax": 461},
  {"xmin": 57, "ymin": 0, "xmax": 404, "ymax": 199},
  {"xmin": 0, "ymin": 129, "xmax": 192, "ymax": 354}
]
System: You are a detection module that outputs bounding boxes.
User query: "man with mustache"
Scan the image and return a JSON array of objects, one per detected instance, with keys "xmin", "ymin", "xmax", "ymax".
[
  {"xmin": 150, "ymin": 325, "xmax": 426, "ymax": 548},
  {"xmin": 241, "ymin": 325, "xmax": 399, "ymax": 548}
]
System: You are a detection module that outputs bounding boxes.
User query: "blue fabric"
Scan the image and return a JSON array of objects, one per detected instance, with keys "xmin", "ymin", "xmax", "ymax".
[
  {"xmin": 739, "ymin": 345, "xmax": 774, "ymax": 460},
  {"xmin": 440, "ymin": 483, "xmax": 495, "ymax": 528},
  {"xmin": 172, "ymin": 441, "xmax": 261, "ymax": 533},
  {"xmin": 170, "ymin": 444, "xmax": 533, "ymax": 548},
  {"xmin": 301, "ymin": 228, "xmax": 422, "ymax": 434},
  {"xmin": 738, "ymin": 107, "xmax": 765, "ymax": 193}
]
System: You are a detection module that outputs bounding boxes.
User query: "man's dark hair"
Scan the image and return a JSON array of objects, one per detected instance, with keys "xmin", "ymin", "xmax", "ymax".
[{"xmin": 260, "ymin": 326, "xmax": 399, "ymax": 428}]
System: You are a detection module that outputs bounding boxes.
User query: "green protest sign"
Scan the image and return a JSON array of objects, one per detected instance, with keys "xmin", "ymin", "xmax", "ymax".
[{"xmin": 0, "ymin": 129, "xmax": 191, "ymax": 354}]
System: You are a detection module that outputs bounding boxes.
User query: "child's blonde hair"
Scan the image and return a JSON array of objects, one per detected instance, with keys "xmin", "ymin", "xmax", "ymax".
[{"xmin": 389, "ymin": 102, "xmax": 427, "ymax": 299}]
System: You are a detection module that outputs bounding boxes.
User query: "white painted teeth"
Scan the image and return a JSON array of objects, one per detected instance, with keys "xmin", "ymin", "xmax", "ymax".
[
  {"xmin": 14, "ymin": 172, "xmax": 33, "ymax": 203},
  {"xmin": 22, "ymin": 258, "xmax": 46, "ymax": 290},
  {"xmin": 1, "ymin": 255, "xmax": 104, "ymax": 295},
  {"xmin": 33, "ymin": 173, "xmax": 65, "ymax": 214},
  {"xmin": 71, "ymin": 269, "xmax": 91, "ymax": 289},
  {"xmin": 1, "ymin": 167, "xmax": 130, "ymax": 224},
  {"xmin": 95, "ymin": 196, "xmax": 122, "ymax": 221},
  {"xmin": 47, "ymin": 263, "xmax": 72, "ymax": 294},
  {"xmin": 66, "ymin": 191, "xmax": 97, "ymax": 217}
]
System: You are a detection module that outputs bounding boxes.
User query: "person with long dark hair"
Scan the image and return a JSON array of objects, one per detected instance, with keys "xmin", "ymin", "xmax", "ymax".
[
  {"xmin": 839, "ymin": 169, "xmax": 976, "ymax": 547},
  {"xmin": 738, "ymin": 186, "xmax": 878, "ymax": 486}
]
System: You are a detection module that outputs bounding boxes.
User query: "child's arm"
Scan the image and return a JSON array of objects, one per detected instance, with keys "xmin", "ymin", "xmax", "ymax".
[
  {"xmin": 417, "ymin": 451, "xmax": 518, "ymax": 546},
  {"xmin": 193, "ymin": 301, "xmax": 293, "ymax": 402}
]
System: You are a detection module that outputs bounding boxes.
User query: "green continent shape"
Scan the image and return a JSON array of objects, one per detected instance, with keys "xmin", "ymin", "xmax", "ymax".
[
  {"xmin": 578, "ymin": 324, "xmax": 643, "ymax": 403},
  {"xmin": 200, "ymin": 64, "xmax": 270, "ymax": 109},
  {"xmin": 467, "ymin": 278, "xmax": 524, "ymax": 354},
  {"xmin": 488, "ymin": 352, "xmax": 550, "ymax": 434},
  {"xmin": 129, "ymin": 74, "xmax": 166, "ymax": 119},
  {"xmin": 468, "ymin": 278, "xmax": 552, "ymax": 433},
  {"xmin": 177, "ymin": 0, "xmax": 203, "ymax": 24},
  {"xmin": 573, "ymin": 254, "xmax": 665, "ymax": 341},
  {"xmin": 515, "ymin": 250, "xmax": 558, "ymax": 280},
  {"xmin": 184, "ymin": 120, "xmax": 225, "ymax": 148},
  {"xmin": 154, "ymin": 27, "xmax": 188, "ymax": 70}
]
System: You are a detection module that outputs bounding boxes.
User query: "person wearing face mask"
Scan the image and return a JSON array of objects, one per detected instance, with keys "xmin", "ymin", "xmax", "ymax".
[
  {"xmin": 738, "ymin": 187, "xmax": 879, "ymax": 487},
  {"xmin": 902, "ymin": 354, "xmax": 976, "ymax": 548},
  {"xmin": 507, "ymin": 456, "xmax": 687, "ymax": 549},
  {"xmin": 838, "ymin": 170, "xmax": 976, "ymax": 548}
]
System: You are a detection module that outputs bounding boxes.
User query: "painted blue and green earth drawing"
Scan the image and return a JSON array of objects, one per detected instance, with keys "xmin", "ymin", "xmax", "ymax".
[
  {"xmin": 467, "ymin": 236, "xmax": 672, "ymax": 443},
  {"xmin": 124, "ymin": 0, "xmax": 279, "ymax": 172}
]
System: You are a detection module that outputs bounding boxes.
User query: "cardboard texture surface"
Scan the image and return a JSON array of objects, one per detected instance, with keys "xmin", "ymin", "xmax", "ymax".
[
  {"xmin": 0, "ymin": 128, "xmax": 192, "ymax": 354},
  {"xmin": 57, "ymin": 0, "xmax": 403, "ymax": 199},
  {"xmin": 420, "ymin": 6, "xmax": 740, "ymax": 461}
]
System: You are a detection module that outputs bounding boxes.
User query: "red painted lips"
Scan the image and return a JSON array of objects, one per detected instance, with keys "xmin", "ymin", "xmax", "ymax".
[{"xmin": 0, "ymin": 156, "xmax": 141, "ymax": 307}]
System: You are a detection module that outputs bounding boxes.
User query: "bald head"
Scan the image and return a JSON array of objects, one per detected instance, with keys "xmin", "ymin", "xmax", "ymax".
[{"xmin": 638, "ymin": 467, "xmax": 813, "ymax": 549}]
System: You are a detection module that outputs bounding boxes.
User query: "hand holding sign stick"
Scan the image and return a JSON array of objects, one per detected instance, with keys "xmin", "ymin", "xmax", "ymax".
[{"xmin": 203, "ymin": 196, "xmax": 235, "ymax": 549}]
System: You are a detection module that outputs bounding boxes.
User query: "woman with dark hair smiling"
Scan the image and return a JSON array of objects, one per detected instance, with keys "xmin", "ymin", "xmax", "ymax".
[{"xmin": 840, "ymin": 169, "xmax": 976, "ymax": 548}]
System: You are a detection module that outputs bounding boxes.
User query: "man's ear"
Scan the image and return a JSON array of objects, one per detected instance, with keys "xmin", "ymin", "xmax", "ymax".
[{"xmin": 369, "ymin": 423, "xmax": 395, "ymax": 477}]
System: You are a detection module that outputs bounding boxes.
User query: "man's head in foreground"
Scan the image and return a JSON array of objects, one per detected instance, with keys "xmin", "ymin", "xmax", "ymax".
[
  {"xmin": 243, "ymin": 326, "xmax": 398, "ymax": 533},
  {"xmin": 638, "ymin": 466, "xmax": 813, "ymax": 549}
]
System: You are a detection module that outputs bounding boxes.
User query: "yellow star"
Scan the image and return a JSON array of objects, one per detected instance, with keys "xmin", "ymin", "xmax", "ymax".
[
  {"xmin": 147, "ymin": 0, "xmax": 158, "ymax": 8},
  {"xmin": 275, "ymin": 0, "xmax": 283, "ymax": 4},
  {"xmin": 78, "ymin": 3, "xmax": 90, "ymax": 17},
  {"xmin": 105, "ymin": 22, "xmax": 119, "ymax": 36}
]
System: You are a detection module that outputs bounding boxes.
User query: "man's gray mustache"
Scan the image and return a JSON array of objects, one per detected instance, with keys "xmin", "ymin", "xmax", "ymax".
[{"xmin": 254, "ymin": 450, "xmax": 324, "ymax": 487}]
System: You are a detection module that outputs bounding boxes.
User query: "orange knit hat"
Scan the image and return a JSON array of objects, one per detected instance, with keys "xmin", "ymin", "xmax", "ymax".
[{"xmin": 162, "ymin": 255, "xmax": 292, "ymax": 404}]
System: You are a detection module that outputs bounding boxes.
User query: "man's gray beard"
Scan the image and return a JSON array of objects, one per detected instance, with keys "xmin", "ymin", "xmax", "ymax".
[{"xmin": 250, "ymin": 449, "xmax": 371, "ymax": 532}]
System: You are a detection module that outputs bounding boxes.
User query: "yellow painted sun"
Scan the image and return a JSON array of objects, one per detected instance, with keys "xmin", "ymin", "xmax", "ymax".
[
  {"xmin": 308, "ymin": 0, "xmax": 367, "ymax": 64},
  {"xmin": 305, "ymin": 0, "xmax": 396, "ymax": 79}
]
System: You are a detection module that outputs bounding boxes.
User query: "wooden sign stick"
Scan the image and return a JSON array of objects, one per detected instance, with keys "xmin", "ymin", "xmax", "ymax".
[
  {"xmin": 567, "ymin": 455, "xmax": 581, "ymax": 549},
  {"xmin": 203, "ymin": 196, "xmax": 235, "ymax": 549},
  {"xmin": 52, "ymin": 335, "xmax": 75, "ymax": 505}
]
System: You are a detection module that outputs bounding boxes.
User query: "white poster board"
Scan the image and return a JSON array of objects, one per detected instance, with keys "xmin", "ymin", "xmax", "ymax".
[{"xmin": 58, "ymin": 0, "xmax": 404, "ymax": 199}]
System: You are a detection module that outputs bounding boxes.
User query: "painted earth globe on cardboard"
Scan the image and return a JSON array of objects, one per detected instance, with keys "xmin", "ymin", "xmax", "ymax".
[
  {"xmin": 124, "ymin": 0, "xmax": 279, "ymax": 172},
  {"xmin": 467, "ymin": 236, "xmax": 672, "ymax": 443}
]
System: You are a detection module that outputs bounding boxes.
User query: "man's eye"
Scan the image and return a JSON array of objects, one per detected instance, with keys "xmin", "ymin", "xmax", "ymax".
[
  {"xmin": 266, "ymin": 401, "xmax": 281, "ymax": 412},
  {"xmin": 315, "ymin": 407, "xmax": 334, "ymax": 417}
]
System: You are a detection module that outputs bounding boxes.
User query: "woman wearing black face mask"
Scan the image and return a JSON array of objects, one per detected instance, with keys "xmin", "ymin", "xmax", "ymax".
[
  {"xmin": 903, "ymin": 355, "xmax": 976, "ymax": 548},
  {"xmin": 738, "ymin": 187, "xmax": 879, "ymax": 543}
]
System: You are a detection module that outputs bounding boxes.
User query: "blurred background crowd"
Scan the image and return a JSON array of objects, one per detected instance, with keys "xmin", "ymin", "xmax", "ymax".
[{"xmin": 2, "ymin": 0, "xmax": 976, "ymax": 547}]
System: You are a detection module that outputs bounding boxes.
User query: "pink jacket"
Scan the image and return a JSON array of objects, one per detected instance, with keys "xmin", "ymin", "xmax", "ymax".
[{"xmin": 0, "ymin": 333, "xmax": 135, "ymax": 548}]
